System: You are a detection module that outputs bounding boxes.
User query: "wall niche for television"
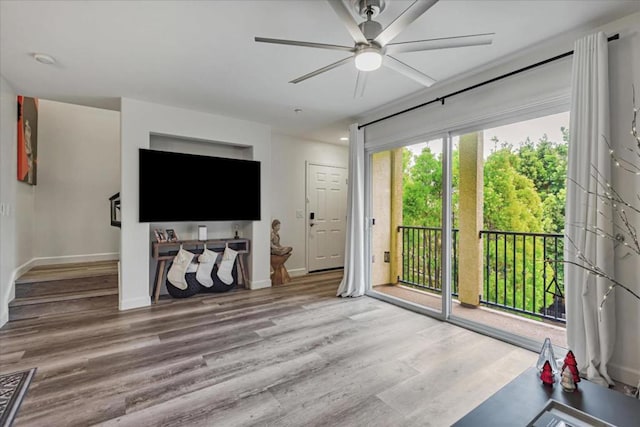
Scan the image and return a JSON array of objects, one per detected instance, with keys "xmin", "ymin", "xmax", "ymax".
[
  {"xmin": 147, "ymin": 133, "xmax": 256, "ymax": 240},
  {"xmin": 147, "ymin": 134, "xmax": 257, "ymax": 295}
]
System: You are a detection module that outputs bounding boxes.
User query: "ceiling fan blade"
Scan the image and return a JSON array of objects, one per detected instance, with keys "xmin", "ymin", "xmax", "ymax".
[
  {"xmin": 374, "ymin": 0, "xmax": 439, "ymax": 47},
  {"xmin": 354, "ymin": 71, "xmax": 368, "ymax": 98},
  {"xmin": 255, "ymin": 37, "xmax": 355, "ymax": 52},
  {"xmin": 326, "ymin": 0, "xmax": 368, "ymax": 45},
  {"xmin": 384, "ymin": 55, "xmax": 436, "ymax": 87},
  {"xmin": 289, "ymin": 56, "xmax": 353, "ymax": 84},
  {"xmin": 386, "ymin": 33, "xmax": 494, "ymax": 54}
]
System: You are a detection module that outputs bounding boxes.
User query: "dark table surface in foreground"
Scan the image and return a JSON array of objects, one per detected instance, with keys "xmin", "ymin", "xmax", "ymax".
[{"xmin": 452, "ymin": 366, "xmax": 640, "ymax": 426}]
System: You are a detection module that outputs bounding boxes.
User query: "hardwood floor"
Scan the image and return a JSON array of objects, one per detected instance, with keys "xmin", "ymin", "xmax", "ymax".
[
  {"xmin": 9, "ymin": 276, "xmax": 118, "ymax": 322},
  {"xmin": 15, "ymin": 260, "xmax": 118, "ymax": 284},
  {"xmin": 0, "ymin": 269, "xmax": 538, "ymax": 426}
]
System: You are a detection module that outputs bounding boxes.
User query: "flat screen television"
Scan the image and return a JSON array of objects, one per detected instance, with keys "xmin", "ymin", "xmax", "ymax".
[{"xmin": 139, "ymin": 149, "xmax": 261, "ymax": 222}]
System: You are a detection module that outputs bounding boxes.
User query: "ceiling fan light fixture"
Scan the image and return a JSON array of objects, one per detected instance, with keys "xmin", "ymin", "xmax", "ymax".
[{"xmin": 355, "ymin": 48, "xmax": 382, "ymax": 71}]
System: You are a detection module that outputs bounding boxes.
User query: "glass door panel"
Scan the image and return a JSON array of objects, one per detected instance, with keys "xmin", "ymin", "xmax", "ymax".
[
  {"xmin": 370, "ymin": 138, "xmax": 446, "ymax": 316},
  {"xmin": 450, "ymin": 112, "xmax": 569, "ymax": 349}
]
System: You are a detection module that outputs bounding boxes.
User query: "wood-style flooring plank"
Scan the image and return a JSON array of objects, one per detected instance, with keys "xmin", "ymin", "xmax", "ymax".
[
  {"xmin": 99, "ymin": 352, "xmax": 327, "ymax": 426},
  {"xmin": 16, "ymin": 261, "xmax": 118, "ymax": 284},
  {"xmin": 0, "ymin": 269, "xmax": 539, "ymax": 427},
  {"xmin": 9, "ymin": 295, "xmax": 120, "ymax": 321},
  {"xmin": 15, "ymin": 275, "xmax": 118, "ymax": 299}
]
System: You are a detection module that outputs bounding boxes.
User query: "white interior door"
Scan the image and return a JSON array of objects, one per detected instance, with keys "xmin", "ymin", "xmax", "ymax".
[{"xmin": 307, "ymin": 163, "xmax": 347, "ymax": 272}]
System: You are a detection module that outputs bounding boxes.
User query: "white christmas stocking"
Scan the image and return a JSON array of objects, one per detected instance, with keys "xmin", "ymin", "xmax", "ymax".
[
  {"xmin": 186, "ymin": 261, "xmax": 199, "ymax": 274},
  {"xmin": 217, "ymin": 246, "xmax": 238, "ymax": 285},
  {"xmin": 167, "ymin": 247, "xmax": 194, "ymax": 290},
  {"xmin": 196, "ymin": 248, "xmax": 220, "ymax": 288}
]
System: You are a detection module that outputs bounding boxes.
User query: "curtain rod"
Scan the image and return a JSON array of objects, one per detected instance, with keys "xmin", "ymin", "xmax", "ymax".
[{"xmin": 358, "ymin": 33, "xmax": 620, "ymax": 129}]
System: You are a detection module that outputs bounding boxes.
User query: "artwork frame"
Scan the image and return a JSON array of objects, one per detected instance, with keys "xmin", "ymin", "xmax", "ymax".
[
  {"xmin": 154, "ymin": 229, "xmax": 167, "ymax": 242},
  {"xmin": 165, "ymin": 229, "xmax": 179, "ymax": 242},
  {"xmin": 17, "ymin": 96, "xmax": 38, "ymax": 185}
]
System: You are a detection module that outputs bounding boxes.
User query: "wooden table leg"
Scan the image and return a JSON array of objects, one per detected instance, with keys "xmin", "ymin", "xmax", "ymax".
[
  {"xmin": 154, "ymin": 260, "xmax": 166, "ymax": 304},
  {"xmin": 151, "ymin": 265, "xmax": 159, "ymax": 300},
  {"xmin": 235, "ymin": 258, "xmax": 243, "ymax": 287},
  {"xmin": 237, "ymin": 255, "xmax": 248, "ymax": 288}
]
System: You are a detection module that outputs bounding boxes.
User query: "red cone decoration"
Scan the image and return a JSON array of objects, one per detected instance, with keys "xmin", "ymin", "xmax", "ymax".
[
  {"xmin": 540, "ymin": 360, "xmax": 555, "ymax": 385},
  {"xmin": 562, "ymin": 350, "xmax": 581, "ymax": 386}
]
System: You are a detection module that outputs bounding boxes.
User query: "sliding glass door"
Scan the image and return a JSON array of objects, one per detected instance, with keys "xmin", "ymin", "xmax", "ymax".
[
  {"xmin": 368, "ymin": 135, "xmax": 452, "ymax": 318},
  {"xmin": 366, "ymin": 111, "xmax": 569, "ymax": 351}
]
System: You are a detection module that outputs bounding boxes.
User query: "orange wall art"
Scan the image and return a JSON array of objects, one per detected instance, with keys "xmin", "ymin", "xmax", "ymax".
[{"xmin": 17, "ymin": 95, "xmax": 38, "ymax": 185}]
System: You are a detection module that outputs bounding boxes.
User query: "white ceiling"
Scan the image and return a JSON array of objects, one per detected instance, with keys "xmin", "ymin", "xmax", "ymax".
[{"xmin": 1, "ymin": 1, "xmax": 639, "ymax": 144}]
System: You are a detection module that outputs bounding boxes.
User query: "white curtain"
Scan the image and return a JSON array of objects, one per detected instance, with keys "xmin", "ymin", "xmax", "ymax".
[
  {"xmin": 337, "ymin": 124, "xmax": 366, "ymax": 298},
  {"xmin": 565, "ymin": 31, "xmax": 615, "ymax": 387}
]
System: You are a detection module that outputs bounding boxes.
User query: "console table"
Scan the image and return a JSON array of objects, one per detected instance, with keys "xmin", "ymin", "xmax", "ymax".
[
  {"xmin": 151, "ymin": 238, "xmax": 250, "ymax": 303},
  {"xmin": 452, "ymin": 366, "xmax": 640, "ymax": 426}
]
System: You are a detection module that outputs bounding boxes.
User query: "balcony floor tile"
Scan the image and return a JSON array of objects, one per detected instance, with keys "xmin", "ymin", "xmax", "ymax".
[{"xmin": 373, "ymin": 284, "xmax": 567, "ymax": 349}]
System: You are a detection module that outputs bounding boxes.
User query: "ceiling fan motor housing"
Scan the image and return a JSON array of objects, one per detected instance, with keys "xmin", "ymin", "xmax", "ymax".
[{"xmin": 359, "ymin": 19, "xmax": 383, "ymax": 41}]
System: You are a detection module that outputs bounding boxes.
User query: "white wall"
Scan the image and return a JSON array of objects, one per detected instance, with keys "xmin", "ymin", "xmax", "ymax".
[
  {"xmin": 15, "ymin": 180, "xmax": 35, "ymax": 270},
  {"xmin": 359, "ymin": 12, "xmax": 640, "ymax": 387},
  {"xmin": 0, "ymin": 75, "xmax": 17, "ymax": 327},
  {"xmin": 34, "ymin": 100, "xmax": 120, "ymax": 262},
  {"xmin": 606, "ymin": 13, "xmax": 640, "ymax": 388},
  {"xmin": 270, "ymin": 133, "xmax": 349, "ymax": 276},
  {"xmin": 120, "ymin": 98, "xmax": 271, "ymax": 310}
]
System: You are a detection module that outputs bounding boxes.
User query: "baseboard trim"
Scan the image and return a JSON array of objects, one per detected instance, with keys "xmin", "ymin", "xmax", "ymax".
[
  {"xmin": 119, "ymin": 296, "xmax": 150, "ymax": 311},
  {"xmin": 0, "ymin": 310, "xmax": 8, "ymax": 329},
  {"xmin": 14, "ymin": 259, "xmax": 37, "ymax": 282},
  {"xmin": 609, "ymin": 362, "xmax": 640, "ymax": 388},
  {"xmin": 3, "ymin": 259, "xmax": 35, "ymax": 314},
  {"xmin": 31, "ymin": 252, "xmax": 120, "ymax": 267},
  {"xmin": 249, "ymin": 279, "xmax": 271, "ymax": 290},
  {"xmin": 288, "ymin": 268, "xmax": 307, "ymax": 277}
]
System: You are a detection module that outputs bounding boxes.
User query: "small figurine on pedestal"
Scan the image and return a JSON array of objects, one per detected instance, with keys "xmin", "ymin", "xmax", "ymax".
[
  {"xmin": 270, "ymin": 219, "xmax": 292, "ymax": 285},
  {"xmin": 540, "ymin": 360, "xmax": 555, "ymax": 386},
  {"xmin": 562, "ymin": 350, "xmax": 581, "ymax": 388},
  {"xmin": 271, "ymin": 219, "xmax": 292, "ymax": 256}
]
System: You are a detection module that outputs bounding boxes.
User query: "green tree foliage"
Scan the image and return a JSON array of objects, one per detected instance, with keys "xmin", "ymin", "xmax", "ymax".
[
  {"xmin": 483, "ymin": 145, "xmax": 543, "ymax": 232},
  {"xmin": 403, "ymin": 146, "xmax": 443, "ymax": 227},
  {"xmin": 402, "ymin": 143, "xmax": 460, "ymax": 228},
  {"xmin": 514, "ymin": 132, "xmax": 568, "ymax": 233}
]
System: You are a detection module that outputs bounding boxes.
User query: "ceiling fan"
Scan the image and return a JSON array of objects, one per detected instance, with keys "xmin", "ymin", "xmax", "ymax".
[{"xmin": 255, "ymin": 0, "xmax": 494, "ymax": 97}]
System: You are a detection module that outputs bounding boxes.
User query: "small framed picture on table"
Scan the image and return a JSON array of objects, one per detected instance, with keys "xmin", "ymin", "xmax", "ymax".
[
  {"xmin": 154, "ymin": 228, "xmax": 167, "ymax": 242},
  {"xmin": 166, "ymin": 229, "xmax": 179, "ymax": 242}
]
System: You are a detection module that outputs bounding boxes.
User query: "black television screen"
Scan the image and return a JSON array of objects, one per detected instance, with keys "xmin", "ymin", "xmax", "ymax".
[{"xmin": 139, "ymin": 149, "xmax": 261, "ymax": 222}]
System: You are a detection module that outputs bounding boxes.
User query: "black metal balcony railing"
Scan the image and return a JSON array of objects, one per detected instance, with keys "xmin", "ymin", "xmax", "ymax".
[{"xmin": 397, "ymin": 226, "xmax": 565, "ymax": 323}]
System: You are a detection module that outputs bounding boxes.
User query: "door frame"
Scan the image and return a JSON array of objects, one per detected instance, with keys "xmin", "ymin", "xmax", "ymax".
[{"xmin": 305, "ymin": 161, "xmax": 348, "ymax": 274}]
